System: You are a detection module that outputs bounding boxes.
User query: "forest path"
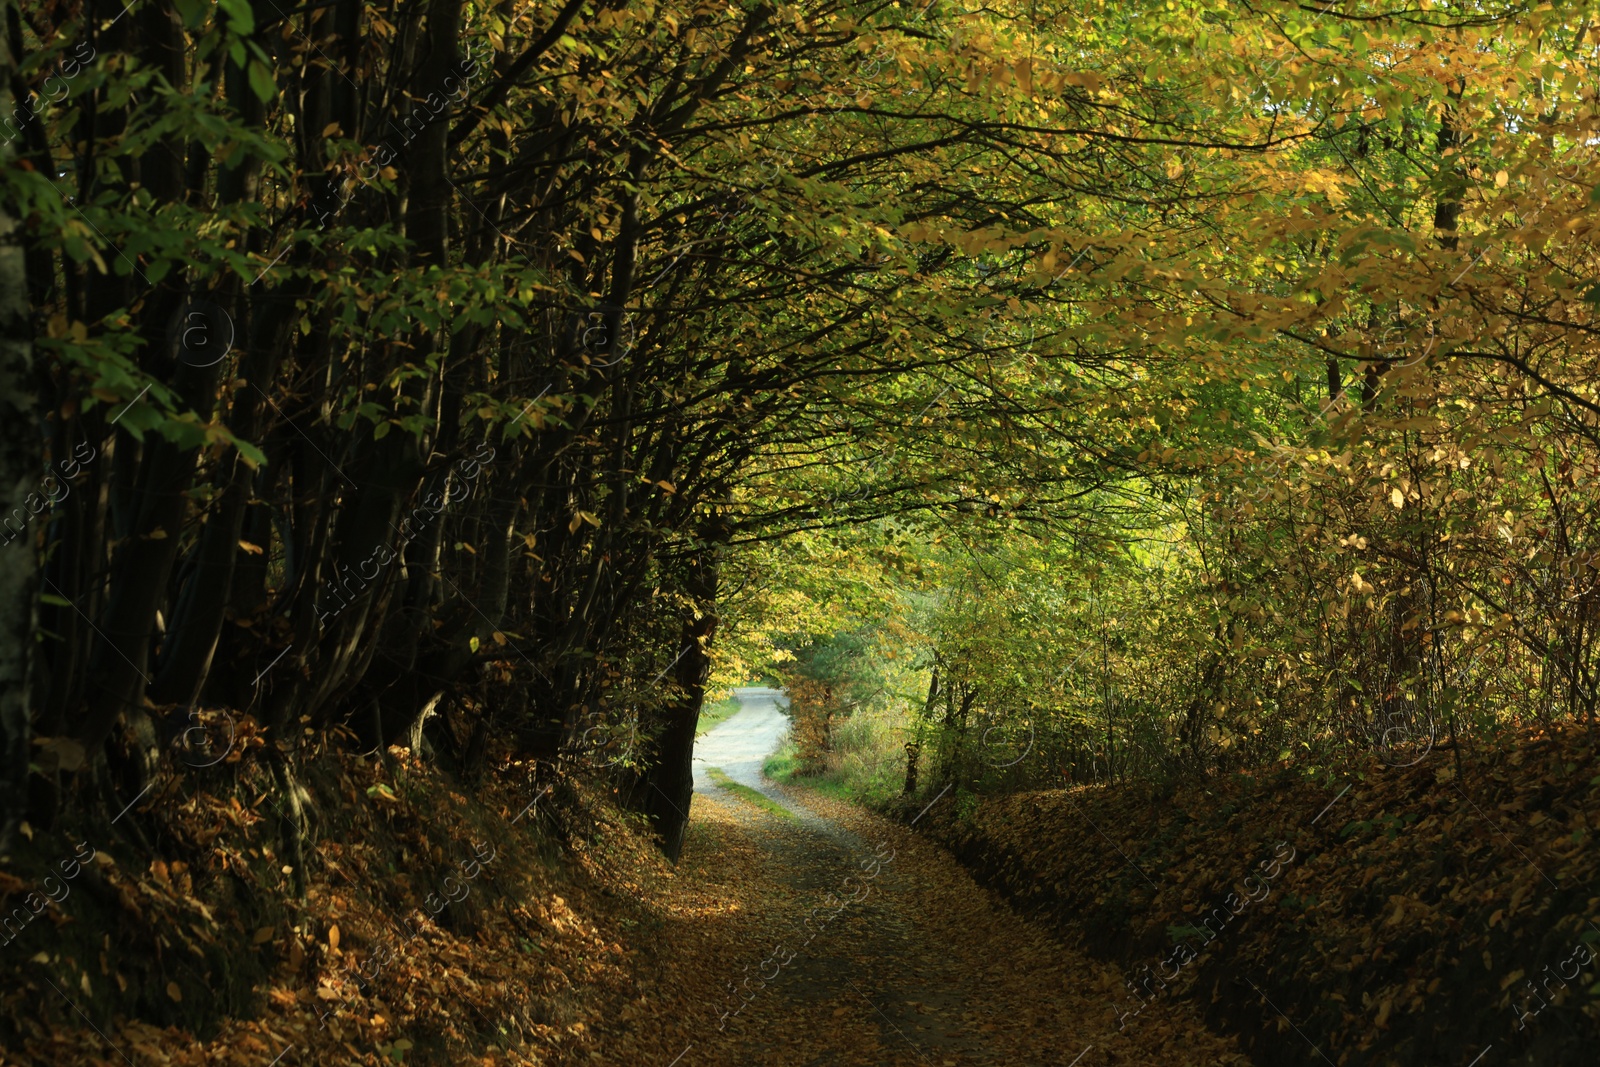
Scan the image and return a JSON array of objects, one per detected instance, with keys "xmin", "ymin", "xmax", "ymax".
[
  {"xmin": 592, "ymin": 695, "xmax": 1250, "ymax": 1067},
  {"xmin": 691, "ymin": 686, "xmax": 792, "ymax": 795}
]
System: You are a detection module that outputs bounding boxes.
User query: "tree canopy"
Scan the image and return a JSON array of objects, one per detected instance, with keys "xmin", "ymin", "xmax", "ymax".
[{"xmin": 3, "ymin": 0, "xmax": 1600, "ymax": 858}]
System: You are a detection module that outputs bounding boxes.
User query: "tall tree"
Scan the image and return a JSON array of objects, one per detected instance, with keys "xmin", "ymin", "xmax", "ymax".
[{"xmin": 0, "ymin": 0, "xmax": 37, "ymax": 849}]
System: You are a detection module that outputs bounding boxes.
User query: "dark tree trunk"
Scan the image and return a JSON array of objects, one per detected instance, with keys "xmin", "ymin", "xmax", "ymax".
[
  {"xmin": 904, "ymin": 666, "xmax": 938, "ymax": 795},
  {"xmin": 0, "ymin": 0, "xmax": 37, "ymax": 849},
  {"xmin": 638, "ymin": 530, "xmax": 721, "ymax": 862}
]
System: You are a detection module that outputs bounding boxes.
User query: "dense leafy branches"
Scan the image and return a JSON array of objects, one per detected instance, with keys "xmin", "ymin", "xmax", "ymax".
[{"xmin": 10, "ymin": 0, "xmax": 1600, "ymax": 863}]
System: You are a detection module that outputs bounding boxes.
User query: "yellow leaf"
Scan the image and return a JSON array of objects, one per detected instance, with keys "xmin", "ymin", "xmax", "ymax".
[
  {"xmin": 166, "ymin": 981, "xmax": 182, "ymax": 1002},
  {"xmin": 238, "ymin": 540, "xmax": 265, "ymax": 555},
  {"xmin": 322, "ymin": 122, "xmax": 342, "ymax": 137},
  {"xmin": 1166, "ymin": 157, "xmax": 1184, "ymax": 179},
  {"xmin": 253, "ymin": 926, "xmax": 275, "ymax": 945},
  {"xmin": 328, "ymin": 924, "xmax": 340, "ymax": 950},
  {"xmin": 1494, "ymin": 169, "xmax": 1508, "ymax": 188},
  {"xmin": 1389, "ymin": 487, "xmax": 1404, "ymax": 509}
]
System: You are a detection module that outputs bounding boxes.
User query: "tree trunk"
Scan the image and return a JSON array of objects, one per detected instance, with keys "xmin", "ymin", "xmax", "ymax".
[
  {"xmin": 0, "ymin": 0, "xmax": 37, "ymax": 849},
  {"xmin": 638, "ymin": 532, "xmax": 721, "ymax": 862}
]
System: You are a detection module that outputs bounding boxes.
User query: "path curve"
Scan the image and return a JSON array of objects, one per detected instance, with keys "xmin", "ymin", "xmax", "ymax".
[{"xmin": 692, "ymin": 686, "xmax": 791, "ymax": 795}]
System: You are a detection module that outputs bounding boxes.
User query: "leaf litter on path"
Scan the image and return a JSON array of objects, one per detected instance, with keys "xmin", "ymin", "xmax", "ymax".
[{"xmin": 597, "ymin": 777, "xmax": 1249, "ymax": 1066}]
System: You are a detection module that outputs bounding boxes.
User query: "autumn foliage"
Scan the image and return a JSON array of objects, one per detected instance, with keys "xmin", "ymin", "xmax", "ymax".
[{"xmin": 8, "ymin": 0, "xmax": 1600, "ymax": 1062}]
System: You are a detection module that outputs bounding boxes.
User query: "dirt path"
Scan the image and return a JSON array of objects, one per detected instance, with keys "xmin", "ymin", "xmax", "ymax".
[
  {"xmin": 691, "ymin": 686, "xmax": 790, "ymax": 794},
  {"xmin": 590, "ymin": 694, "xmax": 1250, "ymax": 1067}
]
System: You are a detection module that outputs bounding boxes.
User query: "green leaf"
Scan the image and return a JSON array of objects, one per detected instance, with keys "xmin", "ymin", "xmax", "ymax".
[
  {"xmin": 232, "ymin": 438, "xmax": 268, "ymax": 470},
  {"xmin": 247, "ymin": 60, "xmax": 277, "ymax": 104},
  {"xmin": 173, "ymin": 0, "xmax": 209, "ymax": 27},
  {"xmin": 217, "ymin": 0, "xmax": 256, "ymax": 34}
]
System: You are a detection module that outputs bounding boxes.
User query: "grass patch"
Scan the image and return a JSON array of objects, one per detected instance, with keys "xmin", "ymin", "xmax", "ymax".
[
  {"xmin": 762, "ymin": 744, "xmax": 800, "ymax": 782},
  {"xmin": 696, "ymin": 692, "xmax": 744, "ymax": 736},
  {"xmin": 705, "ymin": 767, "xmax": 797, "ymax": 821},
  {"xmin": 762, "ymin": 739, "xmax": 874, "ymax": 805}
]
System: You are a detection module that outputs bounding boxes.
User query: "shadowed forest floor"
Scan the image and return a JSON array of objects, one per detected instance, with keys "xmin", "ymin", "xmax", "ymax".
[
  {"xmin": 599, "ymin": 779, "xmax": 1248, "ymax": 1067},
  {"xmin": 0, "ymin": 723, "xmax": 1242, "ymax": 1067},
  {"xmin": 8, "ymin": 704, "xmax": 1596, "ymax": 1066}
]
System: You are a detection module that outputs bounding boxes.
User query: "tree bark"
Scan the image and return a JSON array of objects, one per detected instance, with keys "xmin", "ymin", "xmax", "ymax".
[
  {"xmin": 638, "ymin": 530, "xmax": 722, "ymax": 862},
  {"xmin": 0, "ymin": 0, "xmax": 37, "ymax": 850}
]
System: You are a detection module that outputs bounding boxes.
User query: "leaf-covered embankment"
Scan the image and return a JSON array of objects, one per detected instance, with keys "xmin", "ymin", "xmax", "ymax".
[
  {"xmin": 912, "ymin": 727, "xmax": 1600, "ymax": 1067},
  {"xmin": 0, "ymin": 754, "xmax": 666, "ymax": 1066}
]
